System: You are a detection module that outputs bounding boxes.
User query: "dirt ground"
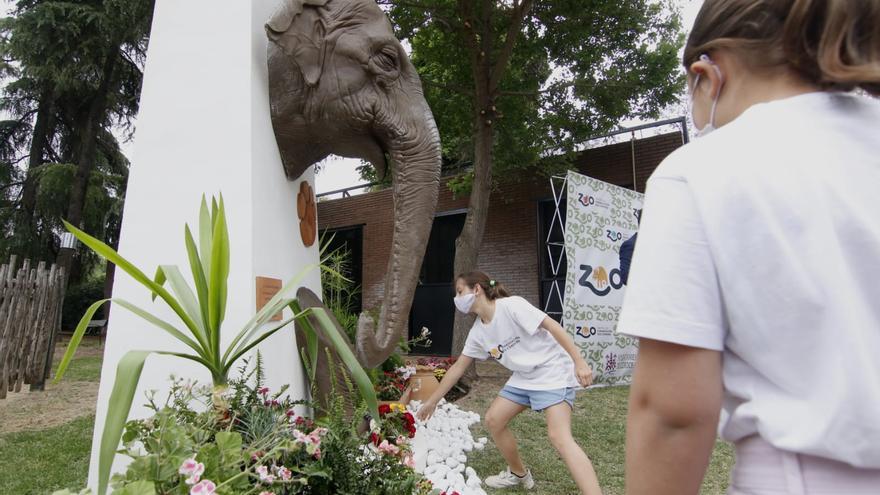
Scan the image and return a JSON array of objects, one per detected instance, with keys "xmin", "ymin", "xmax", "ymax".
[{"xmin": 0, "ymin": 336, "xmax": 104, "ymax": 435}]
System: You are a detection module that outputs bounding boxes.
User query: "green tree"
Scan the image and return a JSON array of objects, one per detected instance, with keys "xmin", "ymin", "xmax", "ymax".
[
  {"xmin": 0, "ymin": 0, "xmax": 152, "ymax": 291},
  {"xmin": 380, "ymin": 0, "xmax": 685, "ymax": 365}
]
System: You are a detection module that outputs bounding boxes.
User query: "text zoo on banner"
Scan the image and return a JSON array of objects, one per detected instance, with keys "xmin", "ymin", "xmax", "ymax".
[{"xmin": 563, "ymin": 171, "xmax": 643, "ymax": 386}]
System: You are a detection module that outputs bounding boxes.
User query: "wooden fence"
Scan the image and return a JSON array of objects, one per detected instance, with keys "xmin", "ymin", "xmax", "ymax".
[{"xmin": 0, "ymin": 256, "xmax": 66, "ymax": 398}]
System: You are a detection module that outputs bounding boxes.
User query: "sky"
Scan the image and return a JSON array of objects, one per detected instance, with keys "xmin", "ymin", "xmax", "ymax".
[{"xmin": 1, "ymin": 0, "xmax": 704, "ymax": 196}]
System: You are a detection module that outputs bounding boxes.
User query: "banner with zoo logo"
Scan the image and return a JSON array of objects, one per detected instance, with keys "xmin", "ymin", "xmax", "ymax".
[{"xmin": 563, "ymin": 171, "xmax": 643, "ymax": 386}]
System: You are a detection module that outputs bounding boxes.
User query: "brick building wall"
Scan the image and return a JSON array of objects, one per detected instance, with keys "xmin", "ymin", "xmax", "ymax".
[{"xmin": 317, "ymin": 131, "xmax": 684, "ymax": 313}]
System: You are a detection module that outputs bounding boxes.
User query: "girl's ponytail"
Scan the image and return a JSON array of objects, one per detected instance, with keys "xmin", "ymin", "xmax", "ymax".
[
  {"xmin": 456, "ymin": 271, "xmax": 510, "ymax": 300},
  {"xmin": 684, "ymin": 0, "xmax": 880, "ymax": 96},
  {"xmin": 785, "ymin": 0, "xmax": 880, "ymax": 95}
]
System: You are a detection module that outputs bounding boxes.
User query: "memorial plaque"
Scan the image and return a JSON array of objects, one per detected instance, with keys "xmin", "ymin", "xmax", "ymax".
[{"xmin": 255, "ymin": 276, "xmax": 283, "ymax": 321}]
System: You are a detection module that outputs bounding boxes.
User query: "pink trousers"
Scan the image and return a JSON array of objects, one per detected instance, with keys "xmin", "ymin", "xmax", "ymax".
[{"xmin": 728, "ymin": 436, "xmax": 880, "ymax": 494}]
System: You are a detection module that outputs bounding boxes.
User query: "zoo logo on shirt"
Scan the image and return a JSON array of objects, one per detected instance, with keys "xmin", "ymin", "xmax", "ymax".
[
  {"xmin": 576, "ymin": 326, "xmax": 597, "ymax": 339},
  {"xmin": 488, "ymin": 336, "xmax": 521, "ymax": 360},
  {"xmin": 579, "ymin": 264, "xmax": 624, "ymax": 296}
]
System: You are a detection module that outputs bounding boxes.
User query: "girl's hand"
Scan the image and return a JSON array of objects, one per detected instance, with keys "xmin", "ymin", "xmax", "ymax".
[
  {"xmin": 575, "ymin": 361, "xmax": 594, "ymax": 387},
  {"xmin": 416, "ymin": 398, "xmax": 438, "ymax": 421}
]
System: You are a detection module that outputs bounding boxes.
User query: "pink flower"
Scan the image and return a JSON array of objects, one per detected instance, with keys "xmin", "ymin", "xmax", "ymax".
[
  {"xmin": 403, "ymin": 454, "xmax": 415, "ymax": 468},
  {"xmin": 179, "ymin": 458, "xmax": 205, "ymax": 485},
  {"xmin": 189, "ymin": 480, "xmax": 216, "ymax": 495},
  {"xmin": 256, "ymin": 465, "xmax": 275, "ymax": 484},
  {"xmin": 293, "ymin": 429, "xmax": 309, "ymax": 443},
  {"xmin": 258, "ymin": 387, "xmax": 270, "ymax": 395},
  {"xmin": 277, "ymin": 466, "xmax": 292, "ymax": 481},
  {"xmin": 313, "ymin": 446, "xmax": 322, "ymax": 459},
  {"xmin": 377, "ymin": 439, "xmax": 400, "ymax": 456},
  {"xmin": 259, "ymin": 492, "xmax": 274, "ymax": 495}
]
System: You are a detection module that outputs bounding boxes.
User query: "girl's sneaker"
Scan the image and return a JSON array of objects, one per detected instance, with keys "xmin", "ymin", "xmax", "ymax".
[{"xmin": 484, "ymin": 467, "xmax": 535, "ymax": 490}]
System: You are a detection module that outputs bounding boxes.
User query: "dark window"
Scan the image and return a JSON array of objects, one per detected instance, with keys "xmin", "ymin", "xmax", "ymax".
[
  {"xmin": 320, "ymin": 226, "xmax": 363, "ymax": 313},
  {"xmin": 409, "ymin": 213, "xmax": 466, "ymax": 356},
  {"xmin": 538, "ymin": 198, "xmax": 566, "ymax": 322}
]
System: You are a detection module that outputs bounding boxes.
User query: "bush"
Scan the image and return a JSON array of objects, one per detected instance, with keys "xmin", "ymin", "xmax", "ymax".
[{"xmin": 62, "ymin": 279, "xmax": 105, "ymax": 330}]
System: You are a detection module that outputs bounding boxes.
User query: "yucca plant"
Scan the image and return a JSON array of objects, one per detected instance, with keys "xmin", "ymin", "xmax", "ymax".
[{"xmin": 55, "ymin": 194, "xmax": 378, "ymax": 495}]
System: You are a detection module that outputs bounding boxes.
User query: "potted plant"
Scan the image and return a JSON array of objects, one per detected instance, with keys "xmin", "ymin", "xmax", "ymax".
[{"xmin": 55, "ymin": 195, "xmax": 379, "ymax": 495}]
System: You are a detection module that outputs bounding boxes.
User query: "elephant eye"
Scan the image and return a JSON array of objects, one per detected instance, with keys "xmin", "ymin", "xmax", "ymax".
[{"xmin": 373, "ymin": 45, "xmax": 398, "ymax": 73}]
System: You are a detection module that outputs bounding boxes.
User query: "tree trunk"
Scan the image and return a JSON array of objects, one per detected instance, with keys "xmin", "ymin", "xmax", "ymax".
[
  {"xmin": 57, "ymin": 51, "xmax": 117, "ymax": 284},
  {"xmin": 450, "ymin": 59, "xmax": 495, "ymax": 380},
  {"xmin": 20, "ymin": 88, "xmax": 56, "ymax": 226}
]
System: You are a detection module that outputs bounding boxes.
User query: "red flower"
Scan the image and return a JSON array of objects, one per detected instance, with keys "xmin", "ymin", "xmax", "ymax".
[
  {"xmin": 295, "ymin": 417, "xmax": 305, "ymax": 425},
  {"xmin": 370, "ymin": 432, "xmax": 380, "ymax": 446},
  {"xmin": 403, "ymin": 412, "xmax": 415, "ymax": 425},
  {"xmin": 378, "ymin": 404, "xmax": 392, "ymax": 415}
]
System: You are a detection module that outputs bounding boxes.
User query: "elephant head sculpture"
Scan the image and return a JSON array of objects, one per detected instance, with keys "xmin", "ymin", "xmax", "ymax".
[{"xmin": 266, "ymin": 0, "xmax": 441, "ymax": 368}]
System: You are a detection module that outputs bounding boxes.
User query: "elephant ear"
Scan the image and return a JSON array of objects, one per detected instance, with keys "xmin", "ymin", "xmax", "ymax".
[{"xmin": 266, "ymin": 0, "xmax": 330, "ymax": 87}]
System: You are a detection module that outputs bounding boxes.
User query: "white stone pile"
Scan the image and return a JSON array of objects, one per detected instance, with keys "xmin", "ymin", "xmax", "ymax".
[{"xmin": 409, "ymin": 399, "xmax": 490, "ymax": 495}]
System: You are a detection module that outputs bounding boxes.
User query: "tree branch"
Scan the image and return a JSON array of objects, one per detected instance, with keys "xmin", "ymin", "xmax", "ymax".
[
  {"xmin": 489, "ymin": 0, "xmax": 533, "ymax": 93},
  {"xmin": 377, "ymin": 0, "xmax": 459, "ymax": 29},
  {"xmin": 421, "ymin": 78, "xmax": 473, "ymax": 96}
]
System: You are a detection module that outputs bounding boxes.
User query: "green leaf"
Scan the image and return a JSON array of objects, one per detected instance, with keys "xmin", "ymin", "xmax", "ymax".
[
  {"xmin": 62, "ymin": 221, "xmax": 201, "ymax": 340},
  {"xmin": 223, "ymin": 265, "xmax": 315, "ymax": 363},
  {"xmin": 95, "ymin": 349, "xmax": 209, "ymax": 495},
  {"xmin": 184, "ymin": 225, "xmax": 210, "ymax": 333},
  {"xmin": 114, "ymin": 480, "xmax": 155, "ymax": 495},
  {"xmin": 312, "ymin": 307, "xmax": 379, "ymax": 419},
  {"xmin": 110, "ymin": 299, "xmax": 209, "ymax": 361},
  {"xmin": 54, "ymin": 299, "xmax": 108, "ymax": 382},
  {"xmin": 207, "ymin": 196, "xmax": 229, "ymax": 351},
  {"xmin": 159, "ymin": 265, "xmax": 209, "ymax": 350},
  {"xmin": 151, "ymin": 267, "xmax": 166, "ymax": 302},
  {"xmin": 222, "ymin": 312, "xmax": 299, "ymax": 374},
  {"xmin": 198, "ymin": 196, "xmax": 212, "ymax": 279},
  {"xmin": 96, "ymin": 351, "xmax": 153, "ymax": 495},
  {"xmin": 215, "ymin": 431, "xmax": 243, "ymax": 470},
  {"xmin": 291, "ymin": 300, "xmax": 318, "ymax": 383}
]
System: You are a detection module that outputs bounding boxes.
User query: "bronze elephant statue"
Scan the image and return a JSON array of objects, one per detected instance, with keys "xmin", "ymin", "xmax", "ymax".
[{"xmin": 266, "ymin": 0, "xmax": 441, "ymax": 373}]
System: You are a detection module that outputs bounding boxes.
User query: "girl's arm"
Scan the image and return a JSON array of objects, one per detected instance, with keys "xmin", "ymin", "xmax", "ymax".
[
  {"xmin": 625, "ymin": 338, "xmax": 722, "ymax": 495},
  {"xmin": 415, "ymin": 354, "xmax": 474, "ymax": 420},
  {"xmin": 541, "ymin": 316, "xmax": 593, "ymax": 387}
]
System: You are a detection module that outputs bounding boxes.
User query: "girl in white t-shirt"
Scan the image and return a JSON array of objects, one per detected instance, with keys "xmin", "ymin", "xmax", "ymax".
[
  {"xmin": 619, "ymin": 1, "xmax": 880, "ymax": 494},
  {"xmin": 416, "ymin": 271, "xmax": 601, "ymax": 494}
]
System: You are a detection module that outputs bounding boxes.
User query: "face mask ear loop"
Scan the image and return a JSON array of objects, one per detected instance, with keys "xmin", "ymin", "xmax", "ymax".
[{"xmin": 699, "ymin": 54, "xmax": 724, "ymax": 129}]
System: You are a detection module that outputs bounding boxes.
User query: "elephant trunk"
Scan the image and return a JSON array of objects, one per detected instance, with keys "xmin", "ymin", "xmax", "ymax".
[{"xmin": 356, "ymin": 101, "xmax": 441, "ymax": 368}]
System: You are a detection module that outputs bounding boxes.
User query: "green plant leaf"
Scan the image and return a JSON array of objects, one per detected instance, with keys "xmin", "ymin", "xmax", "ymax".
[
  {"xmin": 151, "ymin": 267, "xmax": 166, "ymax": 302},
  {"xmin": 207, "ymin": 196, "xmax": 229, "ymax": 355},
  {"xmin": 291, "ymin": 300, "xmax": 318, "ymax": 383},
  {"xmin": 224, "ymin": 265, "xmax": 316, "ymax": 363},
  {"xmin": 159, "ymin": 265, "xmax": 208, "ymax": 350},
  {"xmin": 95, "ymin": 349, "xmax": 209, "ymax": 495},
  {"xmin": 96, "ymin": 350, "xmax": 153, "ymax": 495},
  {"xmin": 312, "ymin": 307, "xmax": 379, "ymax": 419},
  {"xmin": 114, "ymin": 480, "xmax": 155, "ymax": 495},
  {"xmin": 63, "ymin": 221, "xmax": 201, "ymax": 340},
  {"xmin": 55, "ymin": 299, "xmax": 108, "ymax": 382},
  {"xmin": 198, "ymin": 196, "xmax": 212, "ymax": 279},
  {"xmin": 110, "ymin": 299, "xmax": 209, "ymax": 361},
  {"xmin": 184, "ymin": 224, "xmax": 210, "ymax": 331},
  {"xmin": 214, "ymin": 431, "xmax": 243, "ymax": 469},
  {"xmin": 222, "ymin": 312, "xmax": 300, "ymax": 374}
]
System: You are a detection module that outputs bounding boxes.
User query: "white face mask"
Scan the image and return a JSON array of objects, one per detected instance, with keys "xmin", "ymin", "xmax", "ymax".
[
  {"xmin": 454, "ymin": 292, "xmax": 475, "ymax": 314},
  {"xmin": 690, "ymin": 54, "xmax": 723, "ymax": 138}
]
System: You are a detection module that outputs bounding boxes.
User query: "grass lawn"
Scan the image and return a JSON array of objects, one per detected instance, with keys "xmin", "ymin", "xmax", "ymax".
[
  {"xmin": 458, "ymin": 364, "xmax": 734, "ymax": 494},
  {"xmin": 0, "ymin": 415, "xmax": 95, "ymax": 494},
  {"xmin": 0, "ymin": 342, "xmax": 733, "ymax": 494}
]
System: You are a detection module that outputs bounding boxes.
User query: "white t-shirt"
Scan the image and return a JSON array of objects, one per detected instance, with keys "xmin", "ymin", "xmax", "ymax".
[
  {"xmin": 462, "ymin": 296, "xmax": 578, "ymax": 390},
  {"xmin": 617, "ymin": 92, "xmax": 880, "ymax": 468}
]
